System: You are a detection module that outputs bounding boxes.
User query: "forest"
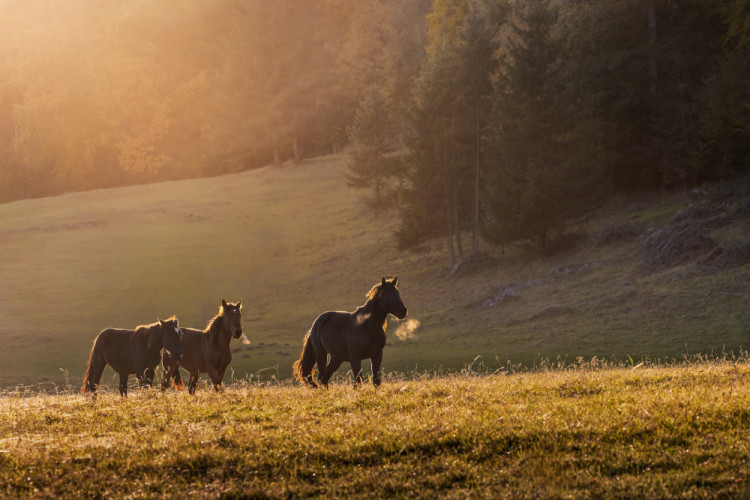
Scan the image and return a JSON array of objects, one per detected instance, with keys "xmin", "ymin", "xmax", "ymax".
[{"xmin": 1, "ymin": 0, "xmax": 749, "ymax": 263}]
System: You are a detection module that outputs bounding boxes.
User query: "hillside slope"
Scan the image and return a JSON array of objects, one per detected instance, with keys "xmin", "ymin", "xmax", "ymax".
[{"xmin": 1, "ymin": 154, "xmax": 749, "ymax": 388}]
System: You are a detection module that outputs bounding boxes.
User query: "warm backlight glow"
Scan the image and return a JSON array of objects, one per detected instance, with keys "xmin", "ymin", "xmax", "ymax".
[{"xmin": 0, "ymin": 1, "xmax": 345, "ymax": 200}]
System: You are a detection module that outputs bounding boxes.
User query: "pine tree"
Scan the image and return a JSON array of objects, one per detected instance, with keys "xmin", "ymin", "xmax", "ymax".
[
  {"xmin": 345, "ymin": 86, "xmax": 400, "ymax": 208},
  {"xmin": 483, "ymin": 1, "xmax": 604, "ymax": 248},
  {"xmin": 397, "ymin": 0, "xmax": 497, "ymax": 266}
]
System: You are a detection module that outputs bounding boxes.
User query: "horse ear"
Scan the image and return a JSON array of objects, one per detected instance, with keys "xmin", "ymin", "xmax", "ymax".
[
  {"xmin": 381, "ymin": 276, "xmax": 387, "ymax": 286},
  {"xmin": 221, "ymin": 299, "xmax": 228, "ymax": 310},
  {"xmin": 392, "ymin": 276, "xmax": 398, "ymax": 286},
  {"xmin": 237, "ymin": 300, "xmax": 242, "ymax": 309}
]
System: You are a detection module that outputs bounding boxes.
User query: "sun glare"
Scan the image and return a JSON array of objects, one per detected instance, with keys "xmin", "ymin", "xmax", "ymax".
[{"xmin": 0, "ymin": 1, "xmax": 342, "ymax": 198}]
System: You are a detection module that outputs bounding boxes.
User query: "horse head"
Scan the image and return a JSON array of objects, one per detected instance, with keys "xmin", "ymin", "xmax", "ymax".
[
  {"xmin": 377, "ymin": 276, "xmax": 408, "ymax": 320},
  {"xmin": 158, "ymin": 316, "xmax": 182, "ymax": 361},
  {"xmin": 221, "ymin": 299, "xmax": 243, "ymax": 339}
]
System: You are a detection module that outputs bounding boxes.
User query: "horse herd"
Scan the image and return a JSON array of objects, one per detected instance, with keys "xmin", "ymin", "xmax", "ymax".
[{"xmin": 81, "ymin": 276, "xmax": 407, "ymax": 396}]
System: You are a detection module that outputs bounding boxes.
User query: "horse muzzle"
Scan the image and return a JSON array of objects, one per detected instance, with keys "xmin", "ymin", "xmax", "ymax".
[
  {"xmin": 233, "ymin": 329, "xmax": 243, "ymax": 339},
  {"xmin": 396, "ymin": 307, "xmax": 408, "ymax": 320},
  {"xmin": 169, "ymin": 352, "xmax": 183, "ymax": 362}
]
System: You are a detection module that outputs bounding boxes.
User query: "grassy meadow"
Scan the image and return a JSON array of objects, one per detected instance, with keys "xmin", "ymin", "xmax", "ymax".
[
  {"xmin": 2, "ymin": 359, "xmax": 750, "ymax": 498},
  {"xmin": 1, "ymin": 154, "xmax": 750, "ymax": 390},
  {"xmin": 3, "ymin": 160, "xmax": 750, "ymax": 496}
]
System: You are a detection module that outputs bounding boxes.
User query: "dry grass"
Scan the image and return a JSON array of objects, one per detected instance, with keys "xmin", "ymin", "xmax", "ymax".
[{"xmin": 2, "ymin": 358, "xmax": 750, "ymax": 498}]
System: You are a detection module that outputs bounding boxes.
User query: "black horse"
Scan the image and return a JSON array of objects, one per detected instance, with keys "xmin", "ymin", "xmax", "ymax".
[
  {"xmin": 293, "ymin": 276, "xmax": 407, "ymax": 387},
  {"xmin": 82, "ymin": 316, "xmax": 182, "ymax": 396}
]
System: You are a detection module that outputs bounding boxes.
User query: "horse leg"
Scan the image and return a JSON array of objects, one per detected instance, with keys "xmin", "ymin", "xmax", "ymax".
[
  {"xmin": 119, "ymin": 373, "xmax": 128, "ymax": 397},
  {"xmin": 208, "ymin": 367, "xmax": 225, "ymax": 392},
  {"xmin": 349, "ymin": 356, "xmax": 363, "ymax": 385},
  {"xmin": 90, "ymin": 360, "xmax": 107, "ymax": 395},
  {"xmin": 188, "ymin": 373, "xmax": 199, "ymax": 395},
  {"xmin": 142, "ymin": 367, "xmax": 155, "ymax": 388},
  {"xmin": 371, "ymin": 350, "xmax": 383, "ymax": 387},
  {"xmin": 320, "ymin": 357, "xmax": 344, "ymax": 387},
  {"xmin": 314, "ymin": 350, "xmax": 329, "ymax": 387},
  {"xmin": 161, "ymin": 353, "xmax": 175, "ymax": 390},
  {"xmin": 161, "ymin": 364, "xmax": 172, "ymax": 391},
  {"xmin": 172, "ymin": 367, "xmax": 186, "ymax": 391},
  {"xmin": 217, "ymin": 366, "xmax": 230, "ymax": 391},
  {"xmin": 161, "ymin": 364, "xmax": 176, "ymax": 391},
  {"xmin": 135, "ymin": 366, "xmax": 145, "ymax": 388}
]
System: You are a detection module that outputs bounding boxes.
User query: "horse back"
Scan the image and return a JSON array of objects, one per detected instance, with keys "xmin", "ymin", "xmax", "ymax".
[
  {"xmin": 312, "ymin": 311, "xmax": 353, "ymax": 335},
  {"xmin": 95, "ymin": 328, "xmax": 133, "ymax": 347},
  {"xmin": 95, "ymin": 328, "xmax": 136, "ymax": 373},
  {"xmin": 313, "ymin": 311, "xmax": 356, "ymax": 361}
]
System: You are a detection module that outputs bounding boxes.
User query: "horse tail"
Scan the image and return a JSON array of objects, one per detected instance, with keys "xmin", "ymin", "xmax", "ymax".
[
  {"xmin": 81, "ymin": 335, "xmax": 104, "ymax": 394},
  {"xmin": 292, "ymin": 329, "xmax": 318, "ymax": 387}
]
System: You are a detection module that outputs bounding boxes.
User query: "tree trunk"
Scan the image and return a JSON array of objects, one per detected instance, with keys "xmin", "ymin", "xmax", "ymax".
[
  {"xmin": 453, "ymin": 194, "xmax": 464, "ymax": 260},
  {"xmin": 446, "ymin": 222, "xmax": 456, "ymax": 268},
  {"xmin": 648, "ymin": 3, "xmax": 657, "ymax": 96},
  {"xmin": 454, "ymin": 230, "xmax": 464, "ymax": 261},
  {"xmin": 472, "ymin": 114, "xmax": 480, "ymax": 256},
  {"xmin": 449, "ymin": 117, "xmax": 464, "ymax": 261}
]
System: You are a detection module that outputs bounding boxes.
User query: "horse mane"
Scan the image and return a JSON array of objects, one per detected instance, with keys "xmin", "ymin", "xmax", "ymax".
[
  {"xmin": 365, "ymin": 283, "xmax": 383, "ymax": 301},
  {"xmin": 134, "ymin": 320, "xmax": 158, "ymax": 336},
  {"xmin": 133, "ymin": 315, "xmax": 177, "ymax": 336},
  {"xmin": 204, "ymin": 309, "xmax": 224, "ymax": 334},
  {"xmin": 365, "ymin": 275, "xmax": 398, "ymax": 301},
  {"xmin": 358, "ymin": 282, "xmax": 388, "ymax": 331}
]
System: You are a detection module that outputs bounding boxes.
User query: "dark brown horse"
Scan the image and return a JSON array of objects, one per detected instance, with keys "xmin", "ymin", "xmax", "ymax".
[
  {"xmin": 293, "ymin": 276, "xmax": 407, "ymax": 387},
  {"xmin": 161, "ymin": 299, "xmax": 243, "ymax": 394},
  {"xmin": 82, "ymin": 316, "xmax": 182, "ymax": 396}
]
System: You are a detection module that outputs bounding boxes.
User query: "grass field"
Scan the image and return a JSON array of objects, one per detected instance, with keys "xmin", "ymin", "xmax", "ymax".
[
  {"xmin": 2, "ymin": 358, "xmax": 750, "ymax": 498},
  {"xmin": 1, "ymin": 154, "xmax": 749, "ymax": 389}
]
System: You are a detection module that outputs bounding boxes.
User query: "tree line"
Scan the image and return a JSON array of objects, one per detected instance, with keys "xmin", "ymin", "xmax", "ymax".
[
  {"xmin": 0, "ymin": 0, "xmax": 369, "ymax": 201},
  {"xmin": 351, "ymin": 0, "xmax": 750, "ymax": 266},
  {"xmin": 1, "ymin": 0, "xmax": 749, "ymax": 268}
]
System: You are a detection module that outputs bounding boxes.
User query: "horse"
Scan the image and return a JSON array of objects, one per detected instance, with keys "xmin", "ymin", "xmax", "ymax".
[
  {"xmin": 82, "ymin": 316, "xmax": 182, "ymax": 396},
  {"xmin": 161, "ymin": 299, "xmax": 243, "ymax": 394},
  {"xmin": 293, "ymin": 276, "xmax": 407, "ymax": 388}
]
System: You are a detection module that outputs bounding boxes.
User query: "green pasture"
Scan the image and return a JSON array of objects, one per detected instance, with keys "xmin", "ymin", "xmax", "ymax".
[{"xmin": 1, "ymin": 154, "xmax": 749, "ymax": 388}]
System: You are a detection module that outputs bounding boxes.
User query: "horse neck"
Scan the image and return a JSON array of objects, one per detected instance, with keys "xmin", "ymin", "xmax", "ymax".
[
  {"xmin": 138, "ymin": 325, "xmax": 161, "ymax": 351},
  {"xmin": 206, "ymin": 316, "xmax": 231, "ymax": 349},
  {"xmin": 360, "ymin": 297, "xmax": 387, "ymax": 333}
]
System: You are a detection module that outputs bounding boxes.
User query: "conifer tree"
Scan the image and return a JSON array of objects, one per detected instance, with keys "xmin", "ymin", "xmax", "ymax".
[
  {"xmin": 483, "ymin": 1, "xmax": 604, "ymax": 248},
  {"xmin": 397, "ymin": 0, "xmax": 497, "ymax": 266},
  {"xmin": 346, "ymin": 86, "xmax": 400, "ymax": 208}
]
